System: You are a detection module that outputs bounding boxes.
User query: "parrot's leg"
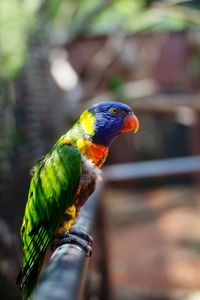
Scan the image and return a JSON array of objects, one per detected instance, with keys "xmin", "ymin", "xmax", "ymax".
[{"xmin": 52, "ymin": 232, "xmax": 92, "ymax": 257}]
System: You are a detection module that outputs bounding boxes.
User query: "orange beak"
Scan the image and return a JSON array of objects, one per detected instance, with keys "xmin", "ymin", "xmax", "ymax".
[{"xmin": 121, "ymin": 114, "xmax": 139, "ymax": 133}]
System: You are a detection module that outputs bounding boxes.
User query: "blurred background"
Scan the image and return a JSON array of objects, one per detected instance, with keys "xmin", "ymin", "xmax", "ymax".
[{"xmin": 1, "ymin": 0, "xmax": 200, "ymax": 299}]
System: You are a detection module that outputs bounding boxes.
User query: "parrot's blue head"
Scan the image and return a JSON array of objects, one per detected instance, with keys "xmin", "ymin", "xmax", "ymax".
[{"xmin": 88, "ymin": 101, "xmax": 139, "ymax": 146}]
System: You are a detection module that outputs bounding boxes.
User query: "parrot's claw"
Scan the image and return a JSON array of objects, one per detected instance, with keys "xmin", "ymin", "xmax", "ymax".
[
  {"xmin": 70, "ymin": 229, "xmax": 93, "ymax": 246},
  {"xmin": 52, "ymin": 231, "xmax": 93, "ymax": 257}
]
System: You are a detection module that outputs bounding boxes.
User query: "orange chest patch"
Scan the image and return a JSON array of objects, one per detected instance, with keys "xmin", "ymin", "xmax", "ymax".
[
  {"xmin": 89, "ymin": 143, "xmax": 108, "ymax": 168},
  {"xmin": 75, "ymin": 139, "xmax": 108, "ymax": 168}
]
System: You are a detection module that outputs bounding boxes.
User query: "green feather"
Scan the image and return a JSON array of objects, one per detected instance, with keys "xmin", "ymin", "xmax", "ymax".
[{"xmin": 17, "ymin": 143, "xmax": 81, "ymax": 298}]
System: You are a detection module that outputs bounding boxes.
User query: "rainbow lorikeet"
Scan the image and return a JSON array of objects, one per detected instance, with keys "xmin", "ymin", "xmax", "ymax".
[{"xmin": 17, "ymin": 101, "xmax": 139, "ymax": 299}]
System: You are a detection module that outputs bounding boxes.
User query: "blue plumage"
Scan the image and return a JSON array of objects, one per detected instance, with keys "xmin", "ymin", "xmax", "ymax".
[{"xmin": 89, "ymin": 102, "xmax": 133, "ymax": 146}]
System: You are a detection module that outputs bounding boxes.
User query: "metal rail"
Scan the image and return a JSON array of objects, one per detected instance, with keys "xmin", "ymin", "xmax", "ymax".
[
  {"xmin": 33, "ymin": 184, "xmax": 103, "ymax": 300},
  {"xmin": 104, "ymin": 155, "xmax": 200, "ymax": 182}
]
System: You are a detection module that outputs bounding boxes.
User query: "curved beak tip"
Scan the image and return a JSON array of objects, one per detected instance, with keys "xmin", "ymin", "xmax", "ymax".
[
  {"xmin": 122, "ymin": 114, "xmax": 139, "ymax": 134},
  {"xmin": 133, "ymin": 115, "xmax": 139, "ymax": 134}
]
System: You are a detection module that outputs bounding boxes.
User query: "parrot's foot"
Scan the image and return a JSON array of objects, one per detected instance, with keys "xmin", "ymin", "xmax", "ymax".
[
  {"xmin": 52, "ymin": 231, "xmax": 93, "ymax": 257},
  {"xmin": 70, "ymin": 229, "xmax": 93, "ymax": 246}
]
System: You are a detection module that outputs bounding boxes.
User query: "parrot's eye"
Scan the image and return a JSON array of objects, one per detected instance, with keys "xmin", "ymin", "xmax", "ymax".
[{"xmin": 109, "ymin": 107, "xmax": 121, "ymax": 116}]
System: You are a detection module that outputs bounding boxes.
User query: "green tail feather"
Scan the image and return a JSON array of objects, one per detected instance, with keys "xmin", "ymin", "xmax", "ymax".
[
  {"xmin": 17, "ymin": 262, "xmax": 39, "ymax": 300},
  {"xmin": 23, "ymin": 267, "xmax": 38, "ymax": 300}
]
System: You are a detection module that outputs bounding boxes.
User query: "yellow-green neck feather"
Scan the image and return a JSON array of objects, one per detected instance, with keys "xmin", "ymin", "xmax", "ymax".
[
  {"xmin": 58, "ymin": 110, "xmax": 108, "ymax": 167},
  {"xmin": 66, "ymin": 110, "xmax": 95, "ymax": 142}
]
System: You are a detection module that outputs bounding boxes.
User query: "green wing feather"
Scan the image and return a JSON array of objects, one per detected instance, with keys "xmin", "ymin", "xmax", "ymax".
[{"xmin": 17, "ymin": 143, "xmax": 81, "ymax": 291}]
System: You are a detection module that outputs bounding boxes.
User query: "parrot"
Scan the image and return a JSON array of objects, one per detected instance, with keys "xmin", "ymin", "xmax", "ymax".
[{"xmin": 16, "ymin": 101, "xmax": 139, "ymax": 299}]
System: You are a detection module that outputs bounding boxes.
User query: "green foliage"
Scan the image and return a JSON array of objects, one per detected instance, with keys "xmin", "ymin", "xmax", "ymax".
[
  {"xmin": 107, "ymin": 74, "xmax": 125, "ymax": 95},
  {"xmin": 1, "ymin": 0, "xmax": 200, "ymax": 80},
  {"xmin": 90, "ymin": 0, "xmax": 147, "ymax": 34},
  {"xmin": 0, "ymin": 0, "xmax": 41, "ymax": 79},
  {"xmin": 89, "ymin": 0, "xmax": 200, "ymax": 34}
]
